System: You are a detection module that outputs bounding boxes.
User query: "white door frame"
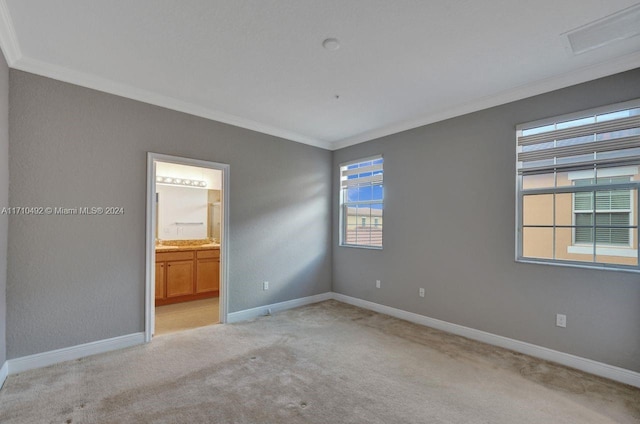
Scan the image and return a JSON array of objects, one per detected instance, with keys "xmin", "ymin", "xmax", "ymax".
[{"xmin": 145, "ymin": 152, "xmax": 230, "ymax": 342}]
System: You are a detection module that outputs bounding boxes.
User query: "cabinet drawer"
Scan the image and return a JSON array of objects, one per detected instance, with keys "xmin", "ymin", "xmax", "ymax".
[
  {"xmin": 197, "ymin": 249, "xmax": 220, "ymax": 259},
  {"xmin": 156, "ymin": 251, "xmax": 194, "ymax": 262}
]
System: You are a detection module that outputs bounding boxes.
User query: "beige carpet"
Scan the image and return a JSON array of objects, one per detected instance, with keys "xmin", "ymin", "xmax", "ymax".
[
  {"xmin": 155, "ymin": 298, "xmax": 220, "ymax": 336},
  {"xmin": 0, "ymin": 300, "xmax": 638, "ymax": 423}
]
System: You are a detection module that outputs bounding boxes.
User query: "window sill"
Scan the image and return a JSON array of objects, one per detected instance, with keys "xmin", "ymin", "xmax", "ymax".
[
  {"xmin": 567, "ymin": 245, "xmax": 637, "ymax": 257},
  {"xmin": 339, "ymin": 243, "xmax": 383, "ymax": 250},
  {"xmin": 516, "ymin": 257, "xmax": 640, "ymax": 273}
]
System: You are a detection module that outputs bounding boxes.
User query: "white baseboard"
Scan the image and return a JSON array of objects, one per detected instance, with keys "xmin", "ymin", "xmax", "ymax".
[
  {"xmin": 227, "ymin": 292, "xmax": 333, "ymax": 323},
  {"xmin": 7, "ymin": 332, "xmax": 145, "ymax": 375},
  {"xmin": 0, "ymin": 361, "xmax": 7, "ymax": 389},
  {"xmin": 4, "ymin": 291, "xmax": 334, "ymax": 377},
  {"xmin": 3, "ymin": 292, "xmax": 638, "ymax": 389},
  {"xmin": 332, "ymin": 292, "xmax": 640, "ymax": 388}
]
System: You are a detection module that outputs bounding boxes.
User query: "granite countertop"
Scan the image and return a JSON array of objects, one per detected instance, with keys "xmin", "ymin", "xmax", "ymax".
[{"xmin": 155, "ymin": 243, "xmax": 220, "ymax": 252}]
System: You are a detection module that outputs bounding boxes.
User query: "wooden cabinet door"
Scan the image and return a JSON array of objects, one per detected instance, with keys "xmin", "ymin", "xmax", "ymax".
[
  {"xmin": 166, "ymin": 260, "xmax": 194, "ymax": 297},
  {"xmin": 196, "ymin": 258, "xmax": 219, "ymax": 293},
  {"xmin": 155, "ymin": 262, "xmax": 165, "ymax": 299}
]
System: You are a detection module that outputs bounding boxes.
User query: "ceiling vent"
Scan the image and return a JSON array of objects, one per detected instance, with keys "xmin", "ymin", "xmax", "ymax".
[{"xmin": 564, "ymin": 3, "xmax": 640, "ymax": 55}]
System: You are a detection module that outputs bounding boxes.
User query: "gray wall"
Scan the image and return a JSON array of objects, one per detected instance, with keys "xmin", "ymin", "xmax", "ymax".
[
  {"xmin": 0, "ymin": 48, "xmax": 8, "ymax": 367},
  {"xmin": 8, "ymin": 70, "xmax": 332, "ymax": 358},
  {"xmin": 333, "ymin": 68, "xmax": 640, "ymax": 372},
  {"xmin": 6, "ymin": 64, "xmax": 639, "ymax": 373}
]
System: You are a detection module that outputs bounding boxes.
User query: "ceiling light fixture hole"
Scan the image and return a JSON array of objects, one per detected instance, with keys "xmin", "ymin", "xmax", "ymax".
[{"xmin": 322, "ymin": 38, "xmax": 340, "ymax": 51}]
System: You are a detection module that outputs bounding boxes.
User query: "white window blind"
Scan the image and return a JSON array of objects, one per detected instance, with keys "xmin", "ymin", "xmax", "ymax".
[
  {"xmin": 517, "ymin": 107, "xmax": 640, "ymax": 175},
  {"xmin": 340, "ymin": 161, "xmax": 383, "ymax": 188}
]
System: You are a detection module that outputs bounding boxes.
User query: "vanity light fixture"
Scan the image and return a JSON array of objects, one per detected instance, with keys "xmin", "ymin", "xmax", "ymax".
[{"xmin": 156, "ymin": 175, "xmax": 207, "ymax": 188}]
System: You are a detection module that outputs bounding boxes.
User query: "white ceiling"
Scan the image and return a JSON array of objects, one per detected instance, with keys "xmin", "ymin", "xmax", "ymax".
[{"xmin": 0, "ymin": 1, "xmax": 639, "ymax": 150}]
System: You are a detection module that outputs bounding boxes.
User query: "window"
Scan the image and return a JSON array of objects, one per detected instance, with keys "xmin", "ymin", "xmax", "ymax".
[
  {"xmin": 517, "ymin": 100, "xmax": 640, "ymax": 271},
  {"xmin": 340, "ymin": 156, "xmax": 383, "ymax": 248}
]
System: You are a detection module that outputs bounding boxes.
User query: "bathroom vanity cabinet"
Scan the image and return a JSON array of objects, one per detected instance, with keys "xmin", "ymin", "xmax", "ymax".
[{"xmin": 155, "ymin": 246, "xmax": 220, "ymax": 306}]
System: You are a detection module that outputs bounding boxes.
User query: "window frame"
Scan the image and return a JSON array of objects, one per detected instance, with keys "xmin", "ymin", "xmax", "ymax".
[
  {"xmin": 339, "ymin": 155, "xmax": 384, "ymax": 250},
  {"xmin": 515, "ymin": 99, "xmax": 640, "ymax": 273}
]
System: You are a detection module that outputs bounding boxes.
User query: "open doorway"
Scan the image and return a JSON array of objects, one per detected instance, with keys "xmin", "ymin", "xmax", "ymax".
[{"xmin": 145, "ymin": 153, "xmax": 229, "ymax": 341}]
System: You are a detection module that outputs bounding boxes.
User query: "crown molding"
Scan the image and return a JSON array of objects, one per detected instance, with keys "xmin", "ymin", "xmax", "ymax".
[
  {"xmin": 1, "ymin": 0, "xmax": 638, "ymax": 152},
  {"xmin": 330, "ymin": 50, "xmax": 640, "ymax": 150},
  {"xmin": 12, "ymin": 56, "xmax": 331, "ymax": 149},
  {"xmin": 7, "ymin": 48, "xmax": 640, "ymax": 154},
  {"xmin": 0, "ymin": 0, "xmax": 329, "ymax": 149},
  {"xmin": 0, "ymin": 0, "xmax": 21, "ymax": 65},
  {"xmin": 11, "ymin": 50, "xmax": 640, "ymax": 152}
]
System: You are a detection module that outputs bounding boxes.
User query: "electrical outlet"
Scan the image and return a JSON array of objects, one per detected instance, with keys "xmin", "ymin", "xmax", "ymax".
[
  {"xmin": 376, "ymin": 280, "xmax": 381, "ymax": 288},
  {"xmin": 419, "ymin": 288, "xmax": 425, "ymax": 298},
  {"xmin": 556, "ymin": 314, "xmax": 567, "ymax": 328},
  {"xmin": 263, "ymin": 281, "xmax": 269, "ymax": 291}
]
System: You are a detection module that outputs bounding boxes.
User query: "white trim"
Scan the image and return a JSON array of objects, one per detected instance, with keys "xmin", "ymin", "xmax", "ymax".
[
  {"xmin": 0, "ymin": 361, "xmax": 7, "ymax": 389},
  {"xmin": 145, "ymin": 153, "xmax": 231, "ymax": 342},
  {"xmin": 331, "ymin": 293, "xmax": 640, "ymax": 388},
  {"xmin": 338, "ymin": 243, "xmax": 384, "ymax": 251},
  {"xmin": 12, "ymin": 46, "xmax": 640, "ymax": 153},
  {"xmin": 1, "ymin": 293, "xmax": 331, "ymax": 377},
  {"xmin": 219, "ymin": 159, "xmax": 231, "ymax": 324},
  {"xmin": 227, "ymin": 292, "xmax": 333, "ymax": 323},
  {"xmin": 516, "ymin": 257, "xmax": 640, "ymax": 273},
  {"xmin": 145, "ymin": 156, "xmax": 156, "ymax": 342},
  {"xmin": 0, "ymin": 0, "xmax": 635, "ymax": 153},
  {"xmin": 2, "ymin": 293, "xmax": 638, "ymax": 389},
  {"xmin": 0, "ymin": 0, "xmax": 21, "ymax": 65},
  {"xmin": 11, "ymin": 56, "xmax": 329, "ymax": 150},
  {"xmin": 332, "ymin": 51, "xmax": 640, "ymax": 150},
  {"xmin": 6, "ymin": 333, "xmax": 145, "ymax": 375},
  {"xmin": 567, "ymin": 245, "xmax": 638, "ymax": 257}
]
